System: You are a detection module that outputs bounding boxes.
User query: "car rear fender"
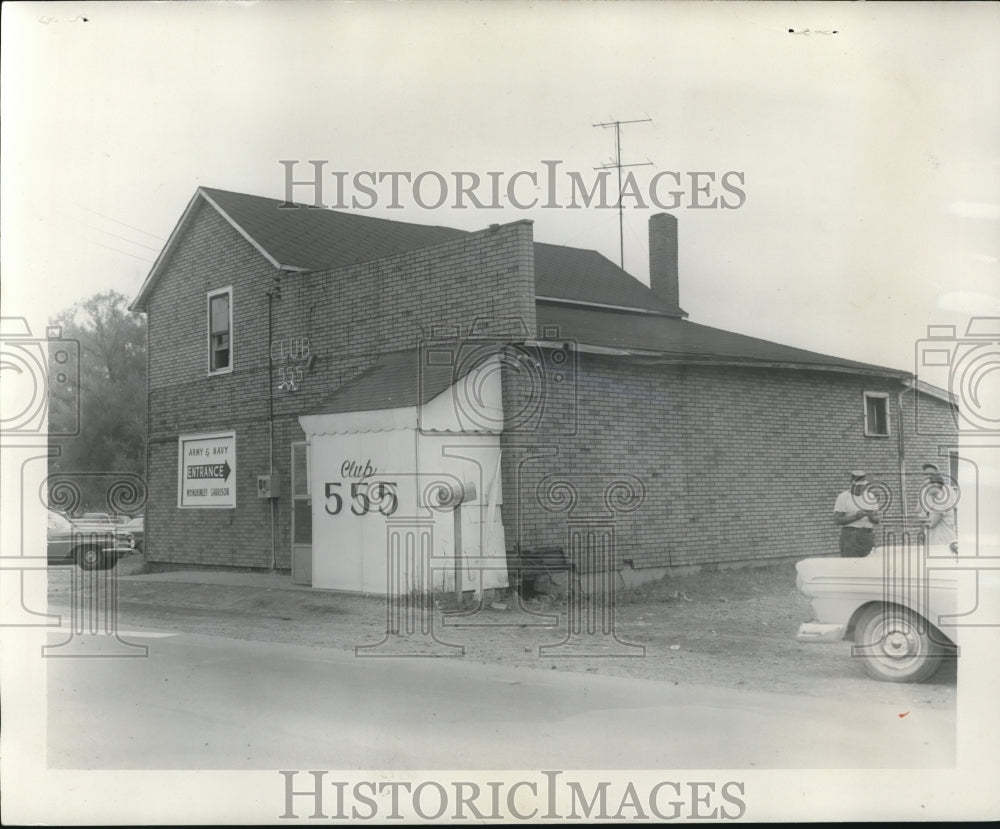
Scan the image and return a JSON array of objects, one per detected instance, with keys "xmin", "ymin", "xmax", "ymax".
[
  {"xmin": 845, "ymin": 600, "xmax": 956, "ymax": 649},
  {"xmin": 845, "ymin": 600, "xmax": 882, "ymax": 641}
]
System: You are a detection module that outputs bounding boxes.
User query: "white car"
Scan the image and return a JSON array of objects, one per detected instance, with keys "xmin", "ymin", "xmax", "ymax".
[{"xmin": 795, "ymin": 543, "xmax": 962, "ymax": 683}]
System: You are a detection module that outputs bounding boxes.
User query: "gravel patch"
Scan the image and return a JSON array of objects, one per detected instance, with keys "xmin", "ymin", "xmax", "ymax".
[{"xmin": 47, "ymin": 553, "xmax": 957, "ymax": 711}]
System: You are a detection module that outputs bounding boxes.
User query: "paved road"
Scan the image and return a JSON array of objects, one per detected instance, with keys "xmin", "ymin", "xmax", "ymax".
[{"xmin": 46, "ymin": 625, "xmax": 954, "ymax": 770}]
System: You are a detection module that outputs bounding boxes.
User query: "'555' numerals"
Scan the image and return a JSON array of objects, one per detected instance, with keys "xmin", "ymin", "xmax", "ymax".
[{"xmin": 324, "ymin": 481, "xmax": 398, "ymax": 516}]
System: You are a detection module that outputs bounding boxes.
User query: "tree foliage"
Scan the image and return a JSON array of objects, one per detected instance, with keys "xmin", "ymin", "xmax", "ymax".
[{"xmin": 48, "ymin": 290, "xmax": 146, "ymax": 513}]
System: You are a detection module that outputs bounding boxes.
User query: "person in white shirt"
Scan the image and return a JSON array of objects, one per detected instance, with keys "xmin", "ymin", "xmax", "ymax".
[
  {"xmin": 833, "ymin": 470, "xmax": 881, "ymax": 557},
  {"xmin": 918, "ymin": 462, "xmax": 958, "ymax": 548}
]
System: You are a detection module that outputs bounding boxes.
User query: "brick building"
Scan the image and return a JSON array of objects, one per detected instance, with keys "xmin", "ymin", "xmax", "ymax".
[{"xmin": 130, "ymin": 187, "xmax": 958, "ymax": 592}]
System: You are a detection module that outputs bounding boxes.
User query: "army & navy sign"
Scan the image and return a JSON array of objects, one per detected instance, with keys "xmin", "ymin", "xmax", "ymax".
[{"xmin": 178, "ymin": 431, "xmax": 236, "ymax": 508}]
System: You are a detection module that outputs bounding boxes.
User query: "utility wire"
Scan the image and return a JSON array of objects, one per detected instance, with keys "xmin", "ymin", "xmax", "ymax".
[
  {"xmin": 84, "ymin": 225, "xmax": 163, "ymax": 252},
  {"xmin": 76, "ymin": 203, "xmax": 167, "ymax": 242},
  {"xmin": 87, "ymin": 239, "xmax": 156, "ymax": 264}
]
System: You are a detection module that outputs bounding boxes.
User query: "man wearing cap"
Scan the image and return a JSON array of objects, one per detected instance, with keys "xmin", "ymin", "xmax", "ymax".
[{"xmin": 833, "ymin": 471, "xmax": 881, "ymax": 557}]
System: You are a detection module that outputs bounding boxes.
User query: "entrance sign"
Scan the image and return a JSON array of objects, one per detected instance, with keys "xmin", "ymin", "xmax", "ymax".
[{"xmin": 178, "ymin": 431, "xmax": 236, "ymax": 508}]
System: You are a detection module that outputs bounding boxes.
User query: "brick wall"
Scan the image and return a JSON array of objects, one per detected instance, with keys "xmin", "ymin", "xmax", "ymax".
[
  {"xmin": 501, "ymin": 353, "xmax": 958, "ymax": 571},
  {"xmin": 649, "ymin": 212, "xmax": 680, "ymax": 310},
  {"xmin": 146, "ymin": 201, "xmax": 279, "ymax": 568},
  {"xmin": 898, "ymin": 386, "xmax": 963, "ymax": 539},
  {"xmin": 145, "ymin": 199, "xmax": 535, "ymax": 568},
  {"xmin": 143, "ymin": 195, "xmax": 957, "ymax": 574}
]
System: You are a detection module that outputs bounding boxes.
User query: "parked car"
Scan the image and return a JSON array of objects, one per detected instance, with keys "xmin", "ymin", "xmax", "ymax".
[
  {"xmin": 48, "ymin": 510, "xmax": 134, "ymax": 570},
  {"xmin": 119, "ymin": 515, "xmax": 144, "ymax": 553},
  {"xmin": 77, "ymin": 512, "xmax": 116, "ymax": 525},
  {"xmin": 795, "ymin": 544, "xmax": 962, "ymax": 683}
]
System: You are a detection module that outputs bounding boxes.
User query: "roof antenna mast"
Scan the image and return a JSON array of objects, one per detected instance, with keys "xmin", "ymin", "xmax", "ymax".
[{"xmin": 593, "ymin": 117, "xmax": 653, "ymax": 271}]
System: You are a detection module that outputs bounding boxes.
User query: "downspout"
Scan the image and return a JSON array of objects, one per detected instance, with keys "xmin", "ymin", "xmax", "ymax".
[
  {"xmin": 269, "ymin": 424, "xmax": 276, "ymax": 571},
  {"xmin": 266, "ymin": 276, "xmax": 280, "ymax": 571},
  {"xmin": 897, "ymin": 385, "xmax": 908, "ymax": 534},
  {"xmin": 453, "ymin": 505, "xmax": 463, "ymax": 607},
  {"xmin": 144, "ymin": 310, "xmax": 151, "ymax": 560}
]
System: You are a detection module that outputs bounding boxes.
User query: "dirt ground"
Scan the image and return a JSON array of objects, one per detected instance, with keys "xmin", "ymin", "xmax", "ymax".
[{"xmin": 47, "ymin": 553, "xmax": 957, "ymax": 711}]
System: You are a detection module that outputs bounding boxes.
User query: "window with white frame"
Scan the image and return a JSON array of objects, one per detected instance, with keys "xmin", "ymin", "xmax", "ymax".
[
  {"xmin": 863, "ymin": 392, "xmax": 889, "ymax": 436},
  {"xmin": 207, "ymin": 287, "xmax": 232, "ymax": 374}
]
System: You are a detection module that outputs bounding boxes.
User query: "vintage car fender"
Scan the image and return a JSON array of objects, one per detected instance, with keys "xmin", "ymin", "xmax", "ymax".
[{"xmin": 795, "ymin": 544, "xmax": 965, "ymax": 648}]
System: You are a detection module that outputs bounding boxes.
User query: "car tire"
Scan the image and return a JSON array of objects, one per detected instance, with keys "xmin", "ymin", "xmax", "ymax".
[
  {"xmin": 854, "ymin": 604, "xmax": 949, "ymax": 683},
  {"xmin": 76, "ymin": 546, "xmax": 107, "ymax": 571}
]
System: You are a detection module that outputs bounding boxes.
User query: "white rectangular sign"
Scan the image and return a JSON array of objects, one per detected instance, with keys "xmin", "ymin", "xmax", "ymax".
[{"xmin": 177, "ymin": 431, "xmax": 236, "ymax": 508}]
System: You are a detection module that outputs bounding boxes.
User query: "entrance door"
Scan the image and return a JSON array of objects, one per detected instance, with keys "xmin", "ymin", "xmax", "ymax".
[{"xmin": 291, "ymin": 442, "xmax": 312, "ymax": 585}]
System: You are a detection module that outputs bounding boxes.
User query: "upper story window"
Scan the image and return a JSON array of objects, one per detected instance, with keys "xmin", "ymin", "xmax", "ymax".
[
  {"xmin": 863, "ymin": 391, "xmax": 889, "ymax": 436},
  {"xmin": 208, "ymin": 287, "xmax": 232, "ymax": 375}
]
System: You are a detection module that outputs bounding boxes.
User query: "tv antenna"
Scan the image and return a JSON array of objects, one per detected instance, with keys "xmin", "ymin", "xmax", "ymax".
[{"xmin": 594, "ymin": 117, "xmax": 653, "ymax": 271}]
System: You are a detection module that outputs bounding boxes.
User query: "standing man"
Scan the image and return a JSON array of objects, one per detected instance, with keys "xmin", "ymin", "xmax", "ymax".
[
  {"xmin": 918, "ymin": 462, "xmax": 958, "ymax": 548},
  {"xmin": 833, "ymin": 470, "xmax": 881, "ymax": 557}
]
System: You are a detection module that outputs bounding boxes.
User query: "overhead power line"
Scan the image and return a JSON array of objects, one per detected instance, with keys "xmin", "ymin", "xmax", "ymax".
[
  {"xmin": 84, "ymin": 225, "xmax": 163, "ymax": 252},
  {"xmin": 76, "ymin": 203, "xmax": 167, "ymax": 242},
  {"xmin": 87, "ymin": 238, "xmax": 156, "ymax": 264}
]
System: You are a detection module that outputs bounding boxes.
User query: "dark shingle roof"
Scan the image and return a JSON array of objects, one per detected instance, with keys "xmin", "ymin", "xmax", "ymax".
[
  {"xmin": 536, "ymin": 302, "xmax": 909, "ymax": 377},
  {"xmin": 133, "ymin": 186, "xmax": 906, "ymax": 380},
  {"xmin": 201, "ymin": 187, "xmax": 469, "ymax": 272},
  {"xmin": 133, "ymin": 187, "xmax": 681, "ymax": 315},
  {"xmin": 315, "ymin": 308, "xmax": 907, "ymax": 419},
  {"xmin": 311, "ymin": 348, "xmax": 489, "ymax": 415},
  {"xmin": 533, "ymin": 242, "xmax": 678, "ymax": 313}
]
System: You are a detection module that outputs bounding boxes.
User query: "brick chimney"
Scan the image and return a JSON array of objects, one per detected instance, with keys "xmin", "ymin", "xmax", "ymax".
[{"xmin": 649, "ymin": 212, "xmax": 679, "ymax": 310}]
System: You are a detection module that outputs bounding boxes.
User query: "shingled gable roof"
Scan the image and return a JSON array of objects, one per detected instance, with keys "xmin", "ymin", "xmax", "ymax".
[
  {"xmin": 316, "ymin": 314, "xmax": 910, "ymax": 419},
  {"xmin": 310, "ymin": 348, "xmax": 489, "ymax": 415},
  {"xmin": 536, "ymin": 302, "xmax": 911, "ymax": 378},
  {"xmin": 130, "ymin": 186, "xmax": 680, "ymax": 314},
  {"xmin": 132, "ymin": 186, "xmax": 909, "ymax": 381}
]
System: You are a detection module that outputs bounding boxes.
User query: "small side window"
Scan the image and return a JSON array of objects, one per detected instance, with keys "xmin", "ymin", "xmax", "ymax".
[
  {"xmin": 208, "ymin": 287, "xmax": 232, "ymax": 375},
  {"xmin": 864, "ymin": 392, "xmax": 889, "ymax": 436}
]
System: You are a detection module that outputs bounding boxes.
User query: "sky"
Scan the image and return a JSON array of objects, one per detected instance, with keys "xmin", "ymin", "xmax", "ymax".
[{"xmin": 3, "ymin": 1, "xmax": 999, "ymax": 376}]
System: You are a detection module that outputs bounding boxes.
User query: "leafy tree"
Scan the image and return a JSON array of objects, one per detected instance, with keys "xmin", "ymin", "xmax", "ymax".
[{"xmin": 48, "ymin": 290, "xmax": 146, "ymax": 514}]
